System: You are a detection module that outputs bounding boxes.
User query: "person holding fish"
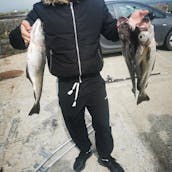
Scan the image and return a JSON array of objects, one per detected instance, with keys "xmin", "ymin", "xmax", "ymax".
[{"xmin": 9, "ymin": 0, "xmax": 149, "ymax": 171}]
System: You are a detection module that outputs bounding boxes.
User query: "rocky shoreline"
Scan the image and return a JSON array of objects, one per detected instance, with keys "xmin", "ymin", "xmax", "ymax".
[{"xmin": 0, "ymin": 12, "xmax": 26, "ymax": 59}]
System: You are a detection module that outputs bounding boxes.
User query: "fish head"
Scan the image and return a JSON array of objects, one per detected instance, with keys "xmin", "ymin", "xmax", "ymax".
[
  {"xmin": 30, "ymin": 19, "xmax": 45, "ymax": 46},
  {"xmin": 138, "ymin": 31, "xmax": 151, "ymax": 45},
  {"xmin": 137, "ymin": 18, "xmax": 153, "ymax": 45}
]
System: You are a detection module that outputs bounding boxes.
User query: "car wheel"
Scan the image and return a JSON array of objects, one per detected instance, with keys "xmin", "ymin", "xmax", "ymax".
[{"xmin": 165, "ymin": 31, "xmax": 172, "ymax": 50}]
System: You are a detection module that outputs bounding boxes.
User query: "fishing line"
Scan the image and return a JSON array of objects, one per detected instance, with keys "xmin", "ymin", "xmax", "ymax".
[{"xmin": 105, "ymin": 72, "xmax": 161, "ymax": 84}]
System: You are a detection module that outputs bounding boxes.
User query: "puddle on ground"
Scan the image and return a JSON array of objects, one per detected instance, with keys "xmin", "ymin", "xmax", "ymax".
[{"xmin": 0, "ymin": 70, "xmax": 23, "ymax": 81}]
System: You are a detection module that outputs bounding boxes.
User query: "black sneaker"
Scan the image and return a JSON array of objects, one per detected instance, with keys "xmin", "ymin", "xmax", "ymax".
[
  {"xmin": 73, "ymin": 150, "xmax": 92, "ymax": 172},
  {"xmin": 98, "ymin": 156, "xmax": 125, "ymax": 172}
]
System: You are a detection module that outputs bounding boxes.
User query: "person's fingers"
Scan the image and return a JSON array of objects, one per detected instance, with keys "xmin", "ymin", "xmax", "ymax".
[
  {"xmin": 137, "ymin": 22, "xmax": 149, "ymax": 31},
  {"xmin": 139, "ymin": 10, "xmax": 149, "ymax": 20},
  {"xmin": 22, "ymin": 20, "xmax": 31, "ymax": 32},
  {"xmin": 22, "ymin": 35, "xmax": 30, "ymax": 44},
  {"xmin": 140, "ymin": 10, "xmax": 149, "ymax": 16},
  {"xmin": 21, "ymin": 32, "xmax": 30, "ymax": 45},
  {"xmin": 20, "ymin": 20, "xmax": 31, "ymax": 44},
  {"xmin": 21, "ymin": 24, "xmax": 30, "ymax": 38},
  {"xmin": 129, "ymin": 9, "xmax": 150, "ymax": 29},
  {"xmin": 131, "ymin": 10, "xmax": 149, "ymax": 18}
]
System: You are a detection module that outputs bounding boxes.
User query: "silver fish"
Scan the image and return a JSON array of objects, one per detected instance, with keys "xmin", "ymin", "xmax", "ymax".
[
  {"xmin": 118, "ymin": 17, "xmax": 139, "ymax": 96},
  {"xmin": 135, "ymin": 18, "xmax": 156, "ymax": 104},
  {"xmin": 26, "ymin": 19, "xmax": 46, "ymax": 115}
]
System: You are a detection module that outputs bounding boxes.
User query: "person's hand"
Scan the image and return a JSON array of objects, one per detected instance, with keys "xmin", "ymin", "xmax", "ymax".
[
  {"xmin": 137, "ymin": 19, "xmax": 150, "ymax": 31},
  {"xmin": 20, "ymin": 20, "xmax": 31, "ymax": 46},
  {"xmin": 128, "ymin": 10, "xmax": 149, "ymax": 30}
]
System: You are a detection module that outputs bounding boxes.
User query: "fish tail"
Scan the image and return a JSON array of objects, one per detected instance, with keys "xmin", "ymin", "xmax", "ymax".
[
  {"xmin": 26, "ymin": 65, "xmax": 33, "ymax": 84},
  {"xmin": 132, "ymin": 87, "xmax": 136, "ymax": 97},
  {"xmin": 137, "ymin": 78, "xmax": 141, "ymax": 91},
  {"xmin": 28, "ymin": 103, "xmax": 40, "ymax": 116},
  {"xmin": 137, "ymin": 92, "xmax": 150, "ymax": 105},
  {"xmin": 131, "ymin": 73, "xmax": 136, "ymax": 96}
]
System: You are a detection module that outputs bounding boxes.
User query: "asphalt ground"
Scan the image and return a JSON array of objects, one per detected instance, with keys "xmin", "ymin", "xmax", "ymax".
[{"xmin": 0, "ymin": 49, "xmax": 172, "ymax": 172}]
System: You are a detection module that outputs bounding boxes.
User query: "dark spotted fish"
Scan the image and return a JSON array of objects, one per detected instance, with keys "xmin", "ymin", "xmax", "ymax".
[
  {"xmin": 26, "ymin": 19, "xmax": 46, "ymax": 115},
  {"xmin": 118, "ymin": 17, "xmax": 139, "ymax": 96}
]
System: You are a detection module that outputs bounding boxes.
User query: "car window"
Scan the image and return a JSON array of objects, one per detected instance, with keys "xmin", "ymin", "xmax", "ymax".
[
  {"xmin": 116, "ymin": 4, "xmax": 138, "ymax": 18},
  {"xmin": 113, "ymin": 2, "xmax": 151, "ymax": 18},
  {"xmin": 107, "ymin": 2, "xmax": 165, "ymax": 19},
  {"xmin": 152, "ymin": 10, "xmax": 165, "ymax": 18},
  {"xmin": 107, "ymin": 4, "xmax": 117, "ymax": 18}
]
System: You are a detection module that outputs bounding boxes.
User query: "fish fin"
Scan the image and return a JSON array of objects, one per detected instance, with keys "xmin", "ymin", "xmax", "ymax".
[
  {"xmin": 137, "ymin": 78, "xmax": 141, "ymax": 91},
  {"xmin": 132, "ymin": 87, "xmax": 136, "ymax": 97},
  {"xmin": 152, "ymin": 59, "xmax": 156, "ymax": 71},
  {"xmin": 131, "ymin": 73, "xmax": 136, "ymax": 97},
  {"xmin": 28, "ymin": 103, "xmax": 40, "ymax": 116},
  {"xmin": 26, "ymin": 65, "xmax": 33, "ymax": 85},
  {"xmin": 137, "ymin": 93, "xmax": 150, "ymax": 105},
  {"xmin": 146, "ymin": 47, "xmax": 151, "ymax": 61},
  {"xmin": 26, "ymin": 65, "xmax": 37, "ymax": 101},
  {"xmin": 33, "ymin": 91, "xmax": 36, "ymax": 100}
]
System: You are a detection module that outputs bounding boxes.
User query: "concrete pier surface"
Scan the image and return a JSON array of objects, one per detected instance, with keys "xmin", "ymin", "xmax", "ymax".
[{"xmin": 0, "ymin": 49, "xmax": 172, "ymax": 172}]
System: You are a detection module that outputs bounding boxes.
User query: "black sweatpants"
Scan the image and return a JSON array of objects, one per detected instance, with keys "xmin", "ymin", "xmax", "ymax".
[{"xmin": 58, "ymin": 74, "xmax": 114, "ymax": 158}]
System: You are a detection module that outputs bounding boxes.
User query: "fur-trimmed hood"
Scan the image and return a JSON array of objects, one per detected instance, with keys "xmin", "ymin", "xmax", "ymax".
[{"xmin": 42, "ymin": 0, "xmax": 78, "ymax": 5}]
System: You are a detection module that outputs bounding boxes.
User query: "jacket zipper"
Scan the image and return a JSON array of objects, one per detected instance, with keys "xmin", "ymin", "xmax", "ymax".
[{"xmin": 70, "ymin": 2, "xmax": 82, "ymax": 82}]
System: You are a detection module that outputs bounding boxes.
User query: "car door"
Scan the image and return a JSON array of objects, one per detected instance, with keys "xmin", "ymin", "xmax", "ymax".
[
  {"xmin": 100, "ymin": 3, "xmax": 121, "ymax": 54},
  {"xmin": 149, "ymin": 10, "xmax": 169, "ymax": 45}
]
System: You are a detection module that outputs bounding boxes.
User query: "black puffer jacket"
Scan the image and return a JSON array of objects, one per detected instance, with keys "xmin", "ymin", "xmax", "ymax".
[{"xmin": 9, "ymin": 0, "xmax": 119, "ymax": 78}]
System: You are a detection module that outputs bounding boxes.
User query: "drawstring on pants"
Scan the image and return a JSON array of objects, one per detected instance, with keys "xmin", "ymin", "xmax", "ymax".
[{"xmin": 67, "ymin": 76, "xmax": 82, "ymax": 107}]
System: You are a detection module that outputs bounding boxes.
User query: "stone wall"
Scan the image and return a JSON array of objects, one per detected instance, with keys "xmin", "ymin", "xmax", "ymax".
[{"xmin": 0, "ymin": 17, "xmax": 26, "ymax": 58}]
